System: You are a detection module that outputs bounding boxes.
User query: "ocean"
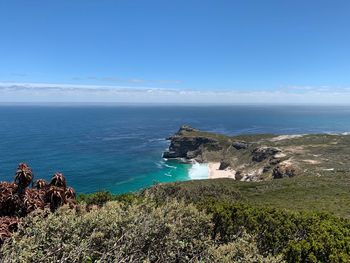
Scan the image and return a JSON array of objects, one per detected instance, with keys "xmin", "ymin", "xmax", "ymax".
[{"xmin": 1, "ymin": 105, "xmax": 350, "ymax": 194}]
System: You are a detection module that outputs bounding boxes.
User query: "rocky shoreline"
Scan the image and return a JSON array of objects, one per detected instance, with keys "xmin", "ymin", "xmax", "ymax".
[{"xmin": 163, "ymin": 125, "xmax": 350, "ymax": 181}]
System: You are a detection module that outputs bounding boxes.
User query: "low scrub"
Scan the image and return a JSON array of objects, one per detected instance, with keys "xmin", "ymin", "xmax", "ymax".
[
  {"xmin": 0, "ymin": 200, "xmax": 280, "ymax": 263},
  {"xmin": 201, "ymin": 201, "xmax": 350, "ymax": 262},
  {"xmin": 2, "ymin": 179, "xmax": 350, "ymax": 262}
]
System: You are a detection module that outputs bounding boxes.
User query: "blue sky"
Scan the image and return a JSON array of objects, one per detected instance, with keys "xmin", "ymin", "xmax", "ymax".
[{"xmin": 1, "ymin": 0, "xmax": 350, "ymax": 103}]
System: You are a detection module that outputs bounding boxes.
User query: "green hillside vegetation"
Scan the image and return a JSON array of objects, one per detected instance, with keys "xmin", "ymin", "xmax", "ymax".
[
  {"xmin": 146, "ymin": 174, "xmax": 350, "ymax": 218},
  {"xmin": 2, "ymin": 174, "xmax": 350, "ymax": 262}
]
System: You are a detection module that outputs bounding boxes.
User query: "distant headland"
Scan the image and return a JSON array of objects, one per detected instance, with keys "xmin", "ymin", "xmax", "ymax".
[{"xmin": 163, "ymin": 125, "xmax": 350, "ymax": 181}]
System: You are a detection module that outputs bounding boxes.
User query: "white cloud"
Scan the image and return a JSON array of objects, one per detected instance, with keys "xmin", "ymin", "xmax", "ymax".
[
  {"xmin": 70, "ymin": 76, "xmax": 183, "ymax": 85},
  {"xmin": 1, "ymin": 82, "xmax": 350, "ymax": 104}
]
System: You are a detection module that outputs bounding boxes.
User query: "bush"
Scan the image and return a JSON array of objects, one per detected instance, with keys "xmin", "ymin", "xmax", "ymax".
[
  {"xmin": 0, "ymin": 199, "xmax": 284, "ymax": 263},
  {"xmin": 0, "ymin": 200, "xmax": 213, "ymax": 262},
  {"xmin": 77, "ymin": 191, "xmax": 116, "ymax": 206},
  {"xmin": 208, "ymin": 233, "xmax": 284, "ymax": 263},
  {"xmin": 143, "ymin": 181, "xmax": 242, "ymax": 204},
  {"xmin": 3, "ymin": 186, "xmax": 350, "ymax": 262},
  {"xmin": 201, "ymin": 201, "xmax": 350, "ymax": 263},
  {"xmin": 77, "ymin": 191, "xmax": 137, "ymax": 207}
]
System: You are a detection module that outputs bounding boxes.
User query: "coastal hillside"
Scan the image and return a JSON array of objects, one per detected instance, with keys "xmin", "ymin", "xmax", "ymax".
[
  {"xmin": 164, "ymin": 125, "xmax": 350, "ymax": 181},
  {"xmin": 145, "ymin": 174, "xmax": 350, "ymax": 218}
]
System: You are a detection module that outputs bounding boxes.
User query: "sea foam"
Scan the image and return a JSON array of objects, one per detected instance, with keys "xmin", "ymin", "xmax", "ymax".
[{"xmin": 188, "ymin": 162, "xmax": 209, "ymax": 180}]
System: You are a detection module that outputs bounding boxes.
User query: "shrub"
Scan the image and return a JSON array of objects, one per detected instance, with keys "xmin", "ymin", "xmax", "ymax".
[
  {"xmin": 1, "ymin": 200, "xmax": 213, "ymax": 262},
  {"xmin": 78, "ymin": 191, "xmax": 137, "ymax": 207},
  {"xmin": 77, "ymin": 191, "xmax": 116, "ymax": 206},
  {"xmin": 201, "ymin": 201, "xmax": 350, "ymax": 263},
  {"xmin": 208, "ymin": 233, "xmax": 285, "ymax": 263}
]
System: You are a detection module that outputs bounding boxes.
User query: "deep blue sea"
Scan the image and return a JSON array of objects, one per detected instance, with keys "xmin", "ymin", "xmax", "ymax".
[{"xmin": 1, "ymin": 105, "xmax": 350, "ymax": 194}]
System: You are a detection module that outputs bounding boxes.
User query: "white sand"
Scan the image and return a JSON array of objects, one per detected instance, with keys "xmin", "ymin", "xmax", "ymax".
[
  {"xmin": 269, "ymin": 134, "xmax": 304, "ymax": 142},
  {"xmin": 302, "ymin": 159, "xmax": 321, "ymax": 165},
  {"xmin": 208, "ymin": 162, "xmax": 236, "ymax": 179}
]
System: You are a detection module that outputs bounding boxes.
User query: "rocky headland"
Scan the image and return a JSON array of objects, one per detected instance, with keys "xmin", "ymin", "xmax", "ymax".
[{"xmin": 164, "ymin": 125, "xmax": 350, "ymax": 181}]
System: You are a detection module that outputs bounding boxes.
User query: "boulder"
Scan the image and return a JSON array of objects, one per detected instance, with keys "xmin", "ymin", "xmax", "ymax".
[
  {"xmin": 219, "ymin": 161, "xmax": 230, "ymax": 170},
  {"xmin": 252, "ymin": 147, "xmax": 281, "ymax": 162},
  {"xmin": 232, "ymin": 141, "xmax": 249, "ymax": 150},
  {"xmin": 272, "ymin": 162, "xmax": 298, "ymax": 179},
  {"xmin": 235, "ymin": 171, "xmax": 243, "ymax": 181}
]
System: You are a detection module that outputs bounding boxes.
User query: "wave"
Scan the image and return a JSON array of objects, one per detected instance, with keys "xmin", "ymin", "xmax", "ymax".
[
  {"xmin": 188, "ymin": 161, "xmax": 209, "ymax": 180},
  {"xmin": 164, "ymin": 164, "xmax": 177, "ymax": 169},
  {"xmin": 148, "ymin": 138, "xmax": 166, "ymax": 142},
  {"xmin": 101, "ymin": 136, "xmax": 139, "ymax": 141},
  {"xmin": 155, "ymin": 161, "xmax": 164, "ymax": 169},
  {"xmin": 324, "ymin": 131, "xmax": 350, "ymax": 135},
  {"xmin": 155, "ymin": 160, "xmax": 178, "ymax": 169}
]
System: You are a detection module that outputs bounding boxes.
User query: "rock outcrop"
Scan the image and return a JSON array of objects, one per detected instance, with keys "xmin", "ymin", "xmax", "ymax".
[
  {"xmin": 219, "ymin": 161, "xmax": 230, "ymax": 170},
  {"xmin": 252, "ymin": 147, "xmax": 281, "ymax": 162},
  {"xmin": 272, "ymin": 160, "xmax": 299, "ymax": 179},
  {"xmin": 163, "ymin": 126, "xmax": 221, "ymax": 159},
  {"xmin": 232, "ymin": 141, "xmax": 249, "ymax": 150}
]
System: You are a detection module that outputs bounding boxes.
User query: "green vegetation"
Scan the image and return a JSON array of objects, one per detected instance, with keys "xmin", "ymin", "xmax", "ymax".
[
  {"xmin": 203, "ymin": 202, "xmax": 350, "ymax": 262},
  {"xmin": 78, "ymin": 191, "xmax": 137, "ymax": 207},
  {"xmin": 0, "ymin": 200, "xmax": 281, "ymax": 263},
  {"xmin": 146, "ymin": 174, "xmax": 350, "ymax": 218},
  {"xmin": 2, "ymin": 174, "xmax": 350, "ymax": 262}
]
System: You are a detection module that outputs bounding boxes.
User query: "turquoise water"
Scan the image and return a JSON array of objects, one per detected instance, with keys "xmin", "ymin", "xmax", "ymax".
[{"xmin": 1, "ymin": 105, "xmax": 350, "ymax": 194}]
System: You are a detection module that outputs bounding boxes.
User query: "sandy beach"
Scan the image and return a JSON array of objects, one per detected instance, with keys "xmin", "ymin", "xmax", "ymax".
[{"xmin": 208, "ymin": 162, "xmax": 236, "ymax": 179}]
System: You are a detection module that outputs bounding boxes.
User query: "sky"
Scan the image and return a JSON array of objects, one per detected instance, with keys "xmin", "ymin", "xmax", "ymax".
[{"xmin": 1, "ymin": 0, "xmax": 350, "ymax": 104}]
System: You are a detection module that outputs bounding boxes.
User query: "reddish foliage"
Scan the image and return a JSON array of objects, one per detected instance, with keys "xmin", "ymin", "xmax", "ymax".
[
  {"xmin": 50, "ymin": 172, "xmax": 67, "ymax": 188},
  {"xmin": 0, "ymin": 163, "xmax": 76, "ymax": 246},
  {"xmin": 14, "ymin": 163, "xmax": 33, "ymax": 191},
  {"xmin": 0, "ymin": 217, "xmax": 19, "ymax": 246},
  {"xmin": 34, "ymin": 179, "xmax": 48, "ymax": 190}
]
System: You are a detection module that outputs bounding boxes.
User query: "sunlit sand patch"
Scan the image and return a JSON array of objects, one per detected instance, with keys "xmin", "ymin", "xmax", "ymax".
[
  {"xmin": 284, "ymin": 146, "xmax": 306, "ymax": 154},
  {"xmin": 270, "ymin": 134, "xmax": 304, "ymax": 142},
  {"xmin": 322, "ymin": 168, "xmax": 334, "ymax": 171},
  {"xmin": 208, "ymin": 162, "xmax": 236, "ymax": 179},
  {"xmin": 302, "ymin": 159, "xmax": 321, "ymax": 165}
]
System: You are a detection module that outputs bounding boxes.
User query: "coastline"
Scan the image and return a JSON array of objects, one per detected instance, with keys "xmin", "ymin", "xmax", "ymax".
[{"xmin": 178, "ymin": 159, "xmax": 237, "ymax": 180}]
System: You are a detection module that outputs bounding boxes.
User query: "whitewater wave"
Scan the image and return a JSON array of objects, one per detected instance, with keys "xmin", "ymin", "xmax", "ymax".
[
  {"xmin": 155, "ymin": 161, "xmax": 178, "ymax": 169},
  {"xmin": 155, "ymin": 161, "xmax": 164, "ymax": 169},
  {"xmin": 148, "ymin": 138, "xmax": 166, "ymax": 142},
  {"xmin": 188, "ymin": 162, "xmax": 209, "ymax": 180},
  {"xmin": 324, "ymin": 131, "xmax": 350, "ymax": 135},
  {"xmin": 164, "ymin": 163, "xmax": 177, "ymax": 169}
]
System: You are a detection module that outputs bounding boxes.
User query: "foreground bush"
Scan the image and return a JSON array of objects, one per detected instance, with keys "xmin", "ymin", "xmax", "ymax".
[
  {"xmin": 3, "ymin": 180, "xmax": 349, "ymax": 262},
  {"xmin": 202, "ymin": 201, "xmax": 350, "ymax": 263},
  {"xmin": 208, "ymin": 233, "xmax": 284, "ymax": 263},
  {"xmin": 1, "ymin": 201, "xmax": 211, "ymax": 262},
  {"xmin": 146, "ymin": 183, "xmax": 350, "ymax": 262},
  {"xmin": 0, "ymin": 200, "xmax": 281, "ymax": 263}
]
